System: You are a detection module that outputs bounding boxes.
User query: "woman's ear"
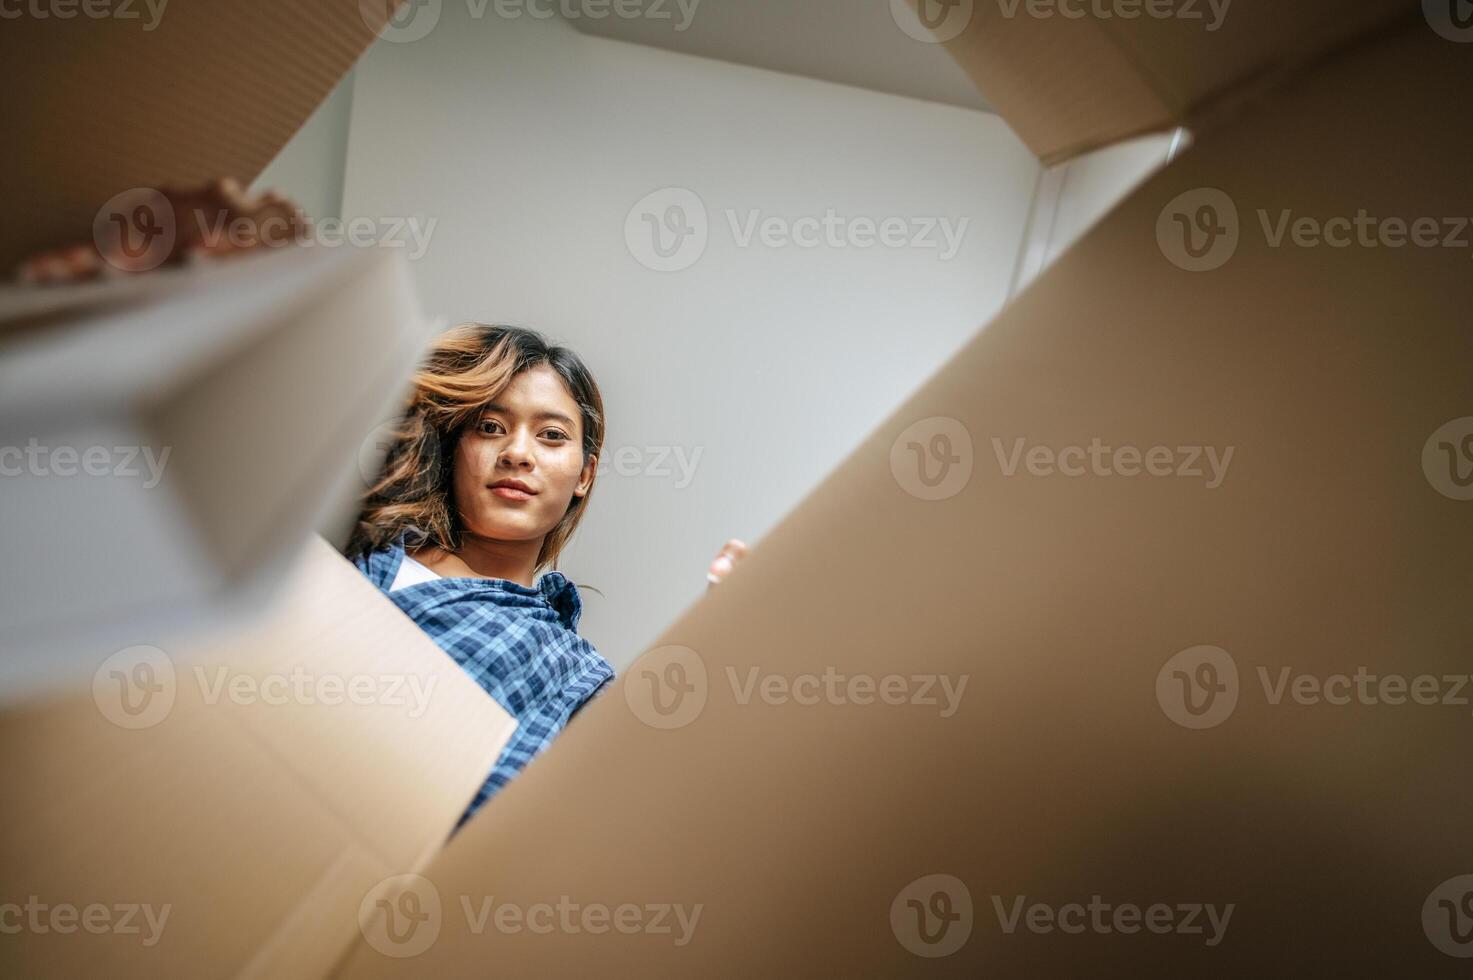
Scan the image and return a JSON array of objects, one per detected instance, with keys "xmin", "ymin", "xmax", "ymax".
[{"xmin": 574, "ymin": 453, "xmax": 597, "ymax": 498}]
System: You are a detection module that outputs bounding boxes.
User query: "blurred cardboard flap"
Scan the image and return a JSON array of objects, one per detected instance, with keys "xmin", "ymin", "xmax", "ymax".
[
  {"xmin": 0, "ymin": 536, "xmax": 517, "ymax": 980},
  {"xmin": 0, "ymin": 244, "xmax": 434, "ymax": 703},
  {"xmin": 0, "ymin": 0, "xmax": 405, "ymax": 271},
  {"xmin": 912, "ymin": 0, "xmax": 1420, "ymax": 164},
  {"xmin": 4, "ymin": 2, "xmax": 1467, "ymax": 979}
]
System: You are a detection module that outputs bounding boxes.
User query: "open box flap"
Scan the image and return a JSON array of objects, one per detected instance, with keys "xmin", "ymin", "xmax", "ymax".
[
  {"xmin": 0, "ymin": 537, "xmax": 516, "ymax": 980},
  {"xmin": 914, "ymin": 0, "xmax": 1422, "ymax": 164},
  {"xmin": 0, "ymin": 0, "xmax": 402, "ymax": 270},
  {"xmin": 336, "ymin": 19, "xmax": 1473, "ymax": 976}
]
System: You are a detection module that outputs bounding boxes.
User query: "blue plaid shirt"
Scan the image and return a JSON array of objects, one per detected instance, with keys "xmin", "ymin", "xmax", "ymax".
[{"xmin": 353, "ymin": 533, "xmax": 614, "ymax": 827}]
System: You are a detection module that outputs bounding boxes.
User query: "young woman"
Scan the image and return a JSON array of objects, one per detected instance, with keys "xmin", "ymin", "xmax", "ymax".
[{"xmin": 347, "ymin": 323, "xmax": 744, "ymax": 827}]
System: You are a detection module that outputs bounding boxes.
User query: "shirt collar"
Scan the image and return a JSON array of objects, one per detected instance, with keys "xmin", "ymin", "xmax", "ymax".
[
  {"xmin": 390, "ymin": 529, "xmax": 583, "ymax": 631},
  {"xmin": 534, "ymin": 570, "xmax": 583, "ymax": 632}
]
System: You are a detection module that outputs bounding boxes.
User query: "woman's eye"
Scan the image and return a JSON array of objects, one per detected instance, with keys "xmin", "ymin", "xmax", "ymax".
[
  {"xmin": 542, "ymin": 430, "xmax": 570, "ymax": 442},
  {"xmin": 479, "ymin": 420, "xmax": 504, "ymax": 435}
]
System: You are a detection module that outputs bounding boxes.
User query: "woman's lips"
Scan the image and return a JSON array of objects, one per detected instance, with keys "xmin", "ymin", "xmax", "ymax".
[{"xmin": 491, "ymin": 486, "xmax": 535, "ymax": 501}]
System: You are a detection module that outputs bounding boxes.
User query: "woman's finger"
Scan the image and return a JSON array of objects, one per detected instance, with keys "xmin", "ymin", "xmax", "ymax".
[{"xmin": 706, "ymin": 539, "xmax": 748, "ymax": 587}]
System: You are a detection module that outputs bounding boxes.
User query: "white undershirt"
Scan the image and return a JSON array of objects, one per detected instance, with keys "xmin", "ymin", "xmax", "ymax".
[{"xmin": 390, "ymin": 552, "xmax": 442, "ymax": 592}]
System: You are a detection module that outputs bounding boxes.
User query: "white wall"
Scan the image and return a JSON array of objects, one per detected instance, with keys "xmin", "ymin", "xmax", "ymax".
[
  {"xmin": 252, "ymin": 70, "xmax": 356, "ymax": 223},
  {"xmin": 288, "ymin": 9, "xmax": 1040, "ymax": 670},
  {"xmin": 1011, "ymin": 130, "xmax": 1184, "ymax": 295}
]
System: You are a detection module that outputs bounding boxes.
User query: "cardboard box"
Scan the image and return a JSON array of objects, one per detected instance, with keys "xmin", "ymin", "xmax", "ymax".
[
  {"xmin": 0, "ymin": 536, "xmax": 516, "ymax": 980},
  {"xmin": 0, "ymin": 245, "xmax": 433, "ymax": 703},
  {"xmin": 0, "ymin": 0, "xmax": 399, "ymax": 270},
  {"xmin": 8, "ymin": 1, "xmax": 1472, "ymax": 977},
  {"xmin": 327, "ymin": 5, "xmax": 1473, "ymax": 977}
]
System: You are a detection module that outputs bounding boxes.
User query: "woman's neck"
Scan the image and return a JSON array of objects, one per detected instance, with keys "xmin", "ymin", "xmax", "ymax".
[{"xmin": 412, "ymin": 532, "xmax": 542, "ymax": 588}]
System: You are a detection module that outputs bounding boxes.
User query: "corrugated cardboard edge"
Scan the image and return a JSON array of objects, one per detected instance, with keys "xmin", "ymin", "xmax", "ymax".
[
  {"xmin": 0, "ymin": 0, "xmax": 404, "ymax": 270},
  {"xmin": 918, "ymin": 0, "xmax": 1423, "ymax": 164}
]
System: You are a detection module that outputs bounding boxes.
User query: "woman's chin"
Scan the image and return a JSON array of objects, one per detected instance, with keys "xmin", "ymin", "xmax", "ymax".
[{"xmin": 467, "ymin": 514, "xmax": 548, "ymax": 543}]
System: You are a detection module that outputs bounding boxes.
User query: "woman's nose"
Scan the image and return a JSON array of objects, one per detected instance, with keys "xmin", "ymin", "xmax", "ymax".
[{"xmin": 499, "ymin": 429, "xmax": 536, "ymax": 467}]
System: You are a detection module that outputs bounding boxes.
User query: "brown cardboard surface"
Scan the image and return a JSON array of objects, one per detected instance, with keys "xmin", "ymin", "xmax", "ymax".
[
  {"xmin": 335, "ymin": 20, "xmax": 1473, "ymax": 977},
  {"xmin": 0, "ymin": 0, "xmax": 399, "ymax": 271},
  {"xmin": 919, "ymin": 0, "xmax": 1418, "ymax": 164},
  {"xmin": 0, "ymin": 536, "xmax": 516, "ymax": 980}
]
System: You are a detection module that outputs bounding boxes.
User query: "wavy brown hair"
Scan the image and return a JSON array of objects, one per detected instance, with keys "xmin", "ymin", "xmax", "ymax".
[{"xmin": 347, "ymin": 323, "xmax": 605, "ymax": 574}]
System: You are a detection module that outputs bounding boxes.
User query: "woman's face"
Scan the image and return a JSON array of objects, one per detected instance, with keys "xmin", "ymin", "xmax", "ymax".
[{"xmin": 451, "ymin": 364, "xmax": 595, "ymax": 545}]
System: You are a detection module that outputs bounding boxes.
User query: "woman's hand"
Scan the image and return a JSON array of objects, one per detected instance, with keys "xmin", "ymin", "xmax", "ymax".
[{"xmin": 706, "ymin": 538, "xmax": 748, "ymax": 589}]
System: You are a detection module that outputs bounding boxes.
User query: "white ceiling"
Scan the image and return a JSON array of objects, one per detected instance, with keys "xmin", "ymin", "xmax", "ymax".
[{"xmin": 564, "ymin": 0, "xmax": 992, "ymax": 113}]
